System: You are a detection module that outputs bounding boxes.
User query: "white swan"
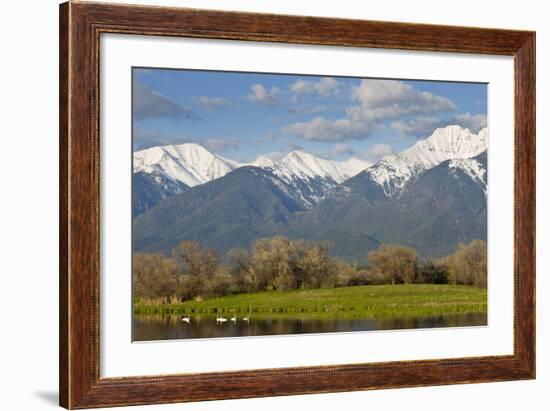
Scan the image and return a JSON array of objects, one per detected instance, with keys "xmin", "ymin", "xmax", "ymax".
[
  {"xmin": 216, "ymin": 315, "xmax": 227, "ymax": 324},
  {"xmin": 230, "ymin": 315, "xmax": 237, "ymax": 322},
  {"xmin": 243, "ymin": 306, "xmax": 251, "ymax": 323},
  {"xmin": 181, "ymin": 316, "xmax": 190, "ymax": 324}
]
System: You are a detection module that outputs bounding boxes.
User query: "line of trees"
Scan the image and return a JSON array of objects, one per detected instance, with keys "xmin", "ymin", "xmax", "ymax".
[
  {"xmin": 365, "ymin": 240, "xmax": 487, "ymax": 288},
  {"xmin": 133, "ymin": 237, "xmax": 487, "ymax": 303}
]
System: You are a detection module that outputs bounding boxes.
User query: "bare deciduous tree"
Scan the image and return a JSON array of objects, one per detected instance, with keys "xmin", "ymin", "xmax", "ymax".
[
  {"xmin": 133, "ymin": 253, "xmax": 177, "ymax": 302},
  {"xmin": 367, "ymin": 244, "xmax": 418, "ymax": 285},
  {"xmin": 442, "ymin": 240, "xmax": 487, "ymax": 287},
  {"xmin": 173, "ymin": 241, "xmax": 220, "ymax": 299}
]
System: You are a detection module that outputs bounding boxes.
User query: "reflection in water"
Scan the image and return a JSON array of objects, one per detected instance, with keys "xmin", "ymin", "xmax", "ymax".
[{"xmin": 133, "ymin": 312, "xmax": 487, "ymax": 341}]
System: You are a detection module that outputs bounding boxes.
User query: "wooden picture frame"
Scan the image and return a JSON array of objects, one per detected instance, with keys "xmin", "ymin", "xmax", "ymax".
[{"xmin": 59, "ymin": 1, "xmax": 535, "ymax": 408}]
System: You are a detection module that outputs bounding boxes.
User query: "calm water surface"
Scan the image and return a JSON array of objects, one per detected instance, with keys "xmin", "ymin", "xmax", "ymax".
[{"xmin": 133, "ymin": 313, "xmax": 487, "ymax": 341}]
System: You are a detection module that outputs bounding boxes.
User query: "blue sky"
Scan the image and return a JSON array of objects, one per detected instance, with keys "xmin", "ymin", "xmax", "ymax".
[{"xmin": 133, "ymin": 67, "xmax": 487, "ymax": 163}]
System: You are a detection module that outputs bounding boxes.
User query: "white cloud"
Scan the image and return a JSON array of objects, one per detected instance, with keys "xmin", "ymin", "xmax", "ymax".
[
  {"xmin": 284, "ymin": 116, "xmax": 369, "ymax": 142},
  {"xmin": 290, "ymin": 77, "xmax": 340, "ymax": 97},
  {"xmin": 349, "ymin": 79, "xmax": 457, "ymax": 122},
  {"xmin": 247, "ymin": 84, "xmax": 280, "ymax": 106},
  {"xmin": 284, "ymin": 79, "xmax": 457, "ymax": 142},
  {"xmin": 192, "ymin": 96, "xmax": 228, "ymax": 109},
  {"xmin": 290, "ymin": 79, "xmax": 311, "ymax": 94},
  {"xmin": 315, "ymin": 78, "xmax": 340, "ymax": 96}
]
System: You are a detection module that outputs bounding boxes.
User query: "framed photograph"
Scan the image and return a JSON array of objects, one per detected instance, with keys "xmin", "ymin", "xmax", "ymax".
[{"xmin": 59, "ymin": 1, "xmax": 535, "ymax": 408}]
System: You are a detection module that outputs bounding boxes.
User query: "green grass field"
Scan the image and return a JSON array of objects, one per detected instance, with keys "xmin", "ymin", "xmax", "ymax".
[{"xmin": 134, "ymin": 284, "xmax": 487, "ymax": 320}]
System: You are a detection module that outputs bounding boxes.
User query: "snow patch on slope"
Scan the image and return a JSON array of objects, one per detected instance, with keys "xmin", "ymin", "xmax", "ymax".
[
  {"xmin": 449, "ymin": 158, "xmax": 487, "ymax": 194},
  {"xmin": 367, "ymin": 156, "xmax": 424, "ymax": 197}
]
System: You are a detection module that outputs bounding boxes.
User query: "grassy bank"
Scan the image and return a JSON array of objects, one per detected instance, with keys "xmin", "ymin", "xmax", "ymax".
[{"xmin": 134, "ymin": 284, "xmax": 487, "ymax": 320}]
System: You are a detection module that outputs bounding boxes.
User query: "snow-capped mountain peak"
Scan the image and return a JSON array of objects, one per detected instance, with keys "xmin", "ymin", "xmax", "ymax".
[
  {"xmin": 133, "ymin": 143, "xmax": 238, "ymax": 187},
  {"xmin": 363, "ymin": 125, "xmax": 488, "ymax": 197},
  {"xmin": 253, "ymin": 151, "xmax": 368, "ymax": 183},
  {"xmin": 400, "ymin": 125, "xmax": 488, "ymax": 169},
  {"xmin": 250, "ymin": 150, "xmax": 368, "ymax": 207},
  {"xmin": 277, "ymin": 151, "xmax": 352, "ymax": 183},
  {"xmin": 250, "ymin": 155, "xmax": 277, "ymax": 168}
]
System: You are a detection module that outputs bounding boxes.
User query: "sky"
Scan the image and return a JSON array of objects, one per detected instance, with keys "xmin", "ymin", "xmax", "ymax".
[{"xmin": 132, "ymin": 67, "xmax": 487, "ymax": 163}]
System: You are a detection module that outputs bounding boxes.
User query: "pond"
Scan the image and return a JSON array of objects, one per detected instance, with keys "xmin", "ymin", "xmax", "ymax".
[{"xmin": 133, "ymin": 312, "xmax": 487, "ymax": 341}]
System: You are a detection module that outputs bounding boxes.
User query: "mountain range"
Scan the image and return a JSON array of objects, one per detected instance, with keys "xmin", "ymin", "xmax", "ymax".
[
  {"xmin": 133, "ymin": 142, "xmax": 370, "ymax": 215},
  {"xmin": 132, "ymin": 125, "xmax": 488, "ymax": 262}
]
